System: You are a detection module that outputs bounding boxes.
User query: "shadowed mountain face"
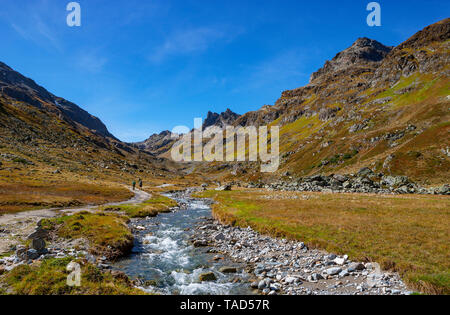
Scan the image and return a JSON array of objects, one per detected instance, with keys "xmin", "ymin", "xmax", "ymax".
[
  {"xmin": 203, "ymin": 108, "xmax": 240, "ymax": 130},
  {"xmin": 135, "ymin": 130, "xmax": 178, "ymax": 156},
  {"xmin": 0, "ymin": 62, "xmax": 179, "ymax": 177},
  {"xmin": 0, "ymin": 62, "xmax": 114, "ymax": 139}
]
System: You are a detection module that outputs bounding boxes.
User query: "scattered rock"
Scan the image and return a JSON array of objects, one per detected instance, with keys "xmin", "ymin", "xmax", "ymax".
[
  {"xmin": 26, "ymin": 249, "xmax": 40, "ymax": 260},
  {"xmin": 199, "ymin": 272, "xmax": 217, "ymax": 282},
  {"xmin": 219, "ymin": 266, "xmax": 238, "ymax": 274},
  {"xmin": 326, "ymin": 267, "xmax": 342, "ymax": 276},
  {"xmin": 214, "ymin": 233, "xmax": 226, "ymax": 241},
  {"xmin": 309, "ymin": 273, "xmax": 324, "ymax": 282},
  {"xmin": 193, "ymin": 240, "xmax": 208, "ymax": 247},
  {"xmin": 348, "ymin": 262, "xmax": 366, "ymax": 272},
  {"xmin": 32, "ymin": 238, "xmax": 46, "ymax": 252}
]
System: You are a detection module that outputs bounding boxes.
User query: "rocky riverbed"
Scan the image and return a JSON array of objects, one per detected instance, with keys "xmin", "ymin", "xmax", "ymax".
[
  {"xmin": 0, "ymin": 188, "xmax": 414, "ymax": 295},
  {"xmin": 191, "ymin": 217, "xmax": 411, "ymax": 295},
  {"xmin": 245, "ymin": 167, "xmax": 449, "ymax": 196}
]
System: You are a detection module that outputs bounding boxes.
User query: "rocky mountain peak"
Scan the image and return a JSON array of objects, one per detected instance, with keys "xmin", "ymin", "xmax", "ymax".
[
  {"xmin": 310, "ymin": 37, "xmax": 393, "ymax": 83},
  {"xmin": 203, "ymin": 108, "xmax": 240, "ymax": 130}
]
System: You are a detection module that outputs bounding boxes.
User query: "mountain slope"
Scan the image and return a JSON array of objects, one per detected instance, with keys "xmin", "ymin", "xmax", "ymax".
[
  {"xmin": 0, "ymin": 62, "xmax": 115, "ymax": 139},
  {"xmin": 0, "ymin": 62, "xmax": 180, "ymax": 208},
  {"xmin": 196, "ymin": 18, "xmax": 449, "ymax": 185}
]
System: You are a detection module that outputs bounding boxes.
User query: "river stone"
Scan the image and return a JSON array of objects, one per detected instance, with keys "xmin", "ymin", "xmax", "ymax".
[
  {"xmin": 326, "ymin": 254, "xmax": 337, "ymax": 261},
  {"xmin": 348, "ymin": 262, "xmax": 365, "ymax": 272},
  {"xmin": 199, "ymin": 272, "xmax": 217, "ymax": 282},
  {"xmin": 284, "ymin": 276, "xmax": 297, "ymax": 284},
  {"xmin": 193, "ymin": 240, "xmax": 208, "ymax": 247},
  {"xmin": 214, "ymin": 233, "xmax": 225, "ymax": 241},
  {"xmin": 309, "ymin": 273, "xmax": 324, "ymax": 282},
  {"xmin": 219, "ymin": 267, "xmax": 237, "ymax": 273},
  {"xmin": 334, "ymin": 257, "xmax": 346, "ymax": 265},
  {"xmin": 32, "ymin": 238, "xmax": 46, "ymax": 251},
  {"xmin": 326, "ymin": 267, "xmax": 342, "ymax": 276},
  {"xmin": 26, "ymin": 249, "xmax": 40, "ymax": 260},
  {"xmin": 257, "ymin": 280, "xmax": 266, "ymax": 290},
  {"xmin": 339, "ymin": 270, "xmax": 350, "ymax": 277}
]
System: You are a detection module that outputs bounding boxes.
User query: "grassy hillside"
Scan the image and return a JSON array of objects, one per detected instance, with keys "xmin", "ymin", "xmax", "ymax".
[{"xmin": 196, "ymin": 189, "xmax": 450, "ymax": 294}]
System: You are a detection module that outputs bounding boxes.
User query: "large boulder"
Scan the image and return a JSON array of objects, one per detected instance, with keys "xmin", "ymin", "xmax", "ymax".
[
  {"xmin": 333, "ymin": 174, "xmax": 348, "ymax": 183},
  {"xmin": 438, "ymin": 184, "xmax": 450, "ymax": 195},
  {"xmin": 382, "ymin": 175, "xmax": 409, "ymax": 187}
]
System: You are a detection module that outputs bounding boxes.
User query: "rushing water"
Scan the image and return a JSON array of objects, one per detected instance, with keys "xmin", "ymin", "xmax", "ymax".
[{"xmin": 114, "ymin": 193, "xmax": 254, "ymax": 295}]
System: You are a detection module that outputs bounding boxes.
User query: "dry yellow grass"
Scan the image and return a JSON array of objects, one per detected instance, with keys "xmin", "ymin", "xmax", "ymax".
[
  {"xmin": 0, "ymin": 180, "xmax": 133, "ymax": 214},
  {"xmin": 41, "ymin": 212, "xmax": 133, "ymax": 260},
  {"xmin": 196, "ymin": 189, "xmax": 450, "ymax": 294}
]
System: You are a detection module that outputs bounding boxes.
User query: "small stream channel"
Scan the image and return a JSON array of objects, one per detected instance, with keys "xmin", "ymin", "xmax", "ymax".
[{"xmin": 114, "ymin": 192, "xmax": 254, "ymax": 295}]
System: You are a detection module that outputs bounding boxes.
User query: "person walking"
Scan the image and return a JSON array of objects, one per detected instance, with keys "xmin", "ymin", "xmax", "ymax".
[
  {"xmin": 132, "ymin": 180, "xmax": 136, "ymax": 191},
  {"xmin": 138, "ymin": 178, "xmax": 143, "ymax": 189}
]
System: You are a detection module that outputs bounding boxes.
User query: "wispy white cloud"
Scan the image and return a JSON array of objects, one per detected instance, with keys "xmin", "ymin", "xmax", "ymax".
[
  {"xmin": 76, "ymin": 52, "xmax": 108, "ymax": 73},
  {"xmin": 149, "ymin": 27, "xmax": 230, "ymax": 63},
  {"xmin": 6, "ymin": 0, "xmax": 62, "ymax": 52}
]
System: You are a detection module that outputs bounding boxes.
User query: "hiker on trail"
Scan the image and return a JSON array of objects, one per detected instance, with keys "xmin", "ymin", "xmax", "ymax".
[
  {"xmin": 138, "ymin": 178, "xmax": 143, "ymax": 189},
  {"xmin": 132, "ymin": 180, "xmax": 136, "ymax": 191}
]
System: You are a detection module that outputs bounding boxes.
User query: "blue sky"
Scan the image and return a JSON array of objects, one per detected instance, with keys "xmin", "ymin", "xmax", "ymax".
[{"xmin": 1, "ymin": 0, "xmax": 448, "ymax": 142}]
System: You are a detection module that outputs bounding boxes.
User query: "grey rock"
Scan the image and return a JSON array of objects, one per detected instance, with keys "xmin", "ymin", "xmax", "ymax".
[
  {"xmin": 258, "ymin": 280, "xmax": 267, "ymax": 290},
  {"xmin": 348, "ymin": 262, "xmax": 365, "ymax": 272},
  {"xmin": 26, "ymin": 249, "xmax": 39, "ymax": 260},
  {"xmin": 250, "ymin": 281, "xmax": 259, "ymax": 289},
  {"xmin": 358, "ymin": 167, "xmax": 373, "ymax": 177},
  {"xmin": 309, "ymin": 273, "xmax": 324, "ymax": 281},
  {"xmin": 339, "ymin": 270, "xmax": 350, "ymax": 277},
  {"xmin": 32, "ymin": 238, "xmax": 46, "ymax": 252},
  {"xmin": 193, "ymin": 240, "xmax": 208, "ymax": 247},
  {"xmin": 214, "ymin": 233, "xmax": 226, "ymax": 241},
  {"xmin": 326, "ymin": 267, "xmax": 342, "ymax": 276}
]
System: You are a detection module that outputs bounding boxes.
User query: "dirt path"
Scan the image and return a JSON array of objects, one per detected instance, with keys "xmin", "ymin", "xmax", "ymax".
[{"xmin": 0, "ymin": 188, "xmax": 151, "ymax": 254}]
